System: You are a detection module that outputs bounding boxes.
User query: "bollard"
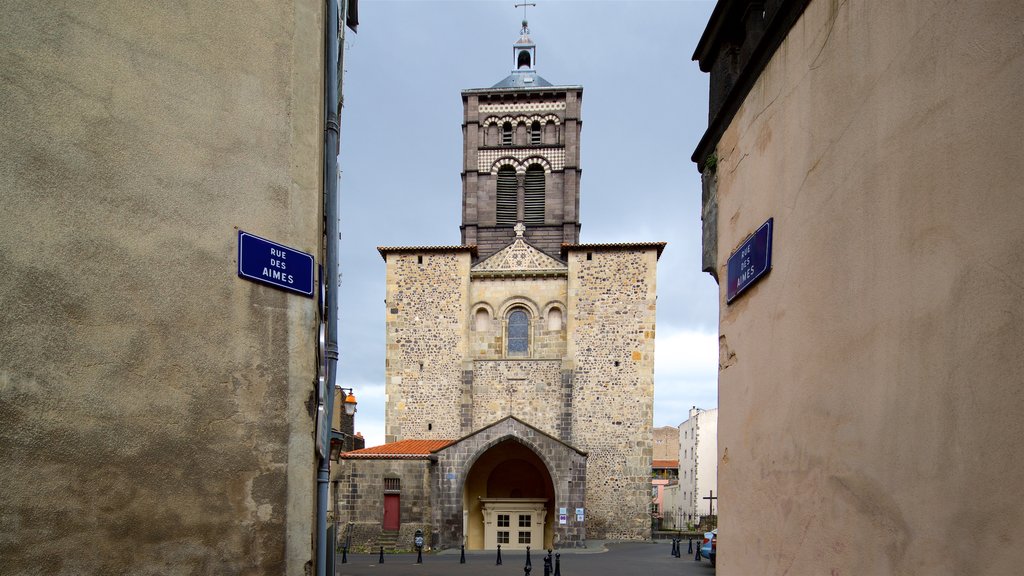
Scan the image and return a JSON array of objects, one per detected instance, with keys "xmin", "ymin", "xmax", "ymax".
[
  {"xmin": 460, "ymin": 545, "xmax": 466, "ymax": 564},
  {"xmin": 688, "ymin": 538, "xmax": 693, "ymax": 555},
  {"xmin": 496, "ymin": 544, "xmax": 503, "ymax": 565},
  {"xmin": 526, "ymin": 545, "xmax": 532, "ymax": 569},
  {"xmin": 671, "ymin": 538, "xmax": 678, "ymax": 558},
  {"xmin": 341, "ymin": 546, "xmax": 348, "ymax": 564},
  {"xmin": 379, "ymin": 546, "xmax": 385, "ymax": 564},
  {"xmin": 543, "ymin": 550, "xmax": 552, "ymax": 576},
  {"xmin": 524, "ymin": 564, "xmax": 531, "ymax": 576},
  {"xmin": 416, "ymin": 548, "xmax": 422, "ymax": 564},
  {"xmin": 694, "ymin": 541, "xmax": 701, "ymax": 561},
  {"xmin": 553, "ymin": 553, "xmax": 561, "ymax": 576}
]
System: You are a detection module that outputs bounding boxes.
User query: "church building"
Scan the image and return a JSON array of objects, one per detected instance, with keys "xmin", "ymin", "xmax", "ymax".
[{"xmin": 337, "ymin": 21, "xmax": 664, "ymax": 551}]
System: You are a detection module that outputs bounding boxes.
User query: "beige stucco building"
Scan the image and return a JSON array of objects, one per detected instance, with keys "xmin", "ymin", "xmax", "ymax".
[
  {"xmin": 1, "ymin": 2, "xmax": 355, "ymax": 573},
  {"xmin": 692, "ymin": 0, "xmax": 1024, "ymax": 574},
  {"xmin": 337, "ymin": 23, "xmax": 663, "ymax": 552}
]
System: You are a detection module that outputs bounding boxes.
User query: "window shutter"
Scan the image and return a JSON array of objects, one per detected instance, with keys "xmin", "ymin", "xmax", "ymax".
[
  {"xmin": 523, "ymin": 165, "xmax": 545, "ymax": 224},
  {"xmin": 496, "ymin": 167, "xmax": 517, "ymax": 225}
]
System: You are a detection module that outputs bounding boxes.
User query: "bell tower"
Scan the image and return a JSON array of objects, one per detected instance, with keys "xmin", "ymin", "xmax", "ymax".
[{"xmin": 460, "ymin": 20, "xmax": 582, "ymax": 261}]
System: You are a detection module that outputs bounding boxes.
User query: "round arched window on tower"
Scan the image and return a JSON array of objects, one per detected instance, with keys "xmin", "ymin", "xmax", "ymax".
[{"xmin": 507, "ymin": 309, "xmax": 529, "ymax": 355}]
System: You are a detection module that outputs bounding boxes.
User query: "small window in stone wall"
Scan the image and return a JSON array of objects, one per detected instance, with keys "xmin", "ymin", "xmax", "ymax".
[
  {"xmin": 497, "ymin": 514, "xmax": 510, "ymax": 527},
  {"xmin": 507, "ymin": 309, "xmax": 529, "ymax": 355},
  {"xmin": 518, "ymin": 531, "xmax": 531, "ymax": 544},
  {"xmin": 546, "ymin": 307, "xmax": 562, "ymax": 331},
  {"xmin": 498, "ymin": 531, "xmax": 509, "ymax": 544},
  {"xmin": 383, "ymin": 477, "xmax": 401, "ymax": 492}
]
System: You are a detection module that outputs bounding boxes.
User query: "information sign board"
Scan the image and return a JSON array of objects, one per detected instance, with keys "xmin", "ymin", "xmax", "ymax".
[
  {"xmin": 726, "ymin": 218, "xmax": 773, "ymax": 303},
  {"xmin": 237, "ymin": 230, "xmax": 315, "ymax": 297}
]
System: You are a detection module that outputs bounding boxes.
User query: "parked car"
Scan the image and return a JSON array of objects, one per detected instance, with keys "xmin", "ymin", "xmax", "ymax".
[{"xmin": 699, "ymin": 529, "xmax": 716, "ymax": 567}]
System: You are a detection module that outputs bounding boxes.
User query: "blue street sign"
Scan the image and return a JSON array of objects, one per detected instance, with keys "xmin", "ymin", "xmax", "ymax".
[
  {"xmin": 726, "ymin": 218, "xmax": 773, "ymax": 304},
  {"xmin": 237, "ymin": 230, "xmax": 314, "ymax": 297}
]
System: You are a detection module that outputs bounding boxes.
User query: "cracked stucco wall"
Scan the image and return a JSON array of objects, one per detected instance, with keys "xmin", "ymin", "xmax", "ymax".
[
  {"xmin": 710, "ymin": 1, "xmax": 1024, "ymax": 574},
  {"xmin": 0, "ymin": 2, "xmax": 324, "ymax": 574}
]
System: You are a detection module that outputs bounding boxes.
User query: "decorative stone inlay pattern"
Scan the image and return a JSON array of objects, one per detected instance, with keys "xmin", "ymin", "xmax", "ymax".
[
  {"xmin": 473, "ymin": 238, "xmax": 567, "ymax": 273},
  {"xmin": 479, "ymin": 102, "xmax": 566, "ymax": 114},
  {"xmin": 478, "ymin": 148, "xmax": 564, "ymax": 173},
  {"xmin": 481, "ymin": 114, "xmax": 561, "ymax": 128}
]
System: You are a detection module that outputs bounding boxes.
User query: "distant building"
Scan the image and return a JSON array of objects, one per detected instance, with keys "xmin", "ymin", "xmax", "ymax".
[
  {"xmin": 678, "ymin": 407, "xmax": 718, "ymax": 525},
  {"xmin": 653, "ymin": 425, "xmax": 681, "ymax": 461},
  {"xmin": 337, "ymin": 21, "xmax": 664, "ymax": 552},
  {"xmin": 691, "ymin": 0, "xmax": 1024, "ymax": 573}
]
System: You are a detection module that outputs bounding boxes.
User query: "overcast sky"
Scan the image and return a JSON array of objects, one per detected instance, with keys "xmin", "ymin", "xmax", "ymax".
[{"xmin": 337, "ymin": 0, "xmax": 719, "ymax": 447}]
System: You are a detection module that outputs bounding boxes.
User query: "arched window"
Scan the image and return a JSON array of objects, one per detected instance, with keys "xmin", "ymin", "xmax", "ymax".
[
  {"xmin": 523, "ymin": 164, "xmax": 545, "ymax": 224},
  {"xmin": 496, "ymin": 167, "xmax": 517, "ymax": 225},
  {"xmin": 507, "ymin": 309, "xmax": 529, "ymax": 355},
  {"xmin": 502, "ymin": 122, "xmax": 513, "ymax": 146},
  {"xmin": 530, "ymin": 121, "xmax": 541, "ymax": 145}
]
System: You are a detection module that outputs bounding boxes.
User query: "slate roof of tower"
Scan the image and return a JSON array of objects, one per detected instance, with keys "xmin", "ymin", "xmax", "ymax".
[
  {"xmin": 341, "ymin": 439, "xmax": 454, "ymax": 459},
  {"xmin": 490, "ymin": 71, "xmax": 554, "ymax": 89}
]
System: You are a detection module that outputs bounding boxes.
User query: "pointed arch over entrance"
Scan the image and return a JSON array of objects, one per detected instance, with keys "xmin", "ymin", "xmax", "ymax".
[{"xmin": 463, "ymin": 438, "xmax": 555, "ymax": 550}]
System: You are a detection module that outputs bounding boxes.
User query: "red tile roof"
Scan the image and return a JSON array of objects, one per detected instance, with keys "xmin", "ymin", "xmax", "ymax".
[
  {"xmin": 341, "ymin": 439, "xmax": 455, "ymax": 459},
  {"xmin": 652, "ymin": 459, "xmax": 679, "ymax": 469}
]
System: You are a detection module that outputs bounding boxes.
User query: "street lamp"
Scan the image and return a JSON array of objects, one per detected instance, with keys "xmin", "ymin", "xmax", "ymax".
[{"xmin": 338, "ymin": 387, "xmax": 357, "ymax": 416}]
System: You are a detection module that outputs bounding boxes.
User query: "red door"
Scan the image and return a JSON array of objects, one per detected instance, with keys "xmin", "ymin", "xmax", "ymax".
[{"xmin": 383, "ymin": 494, "xmax": 400, "ymax": 531}]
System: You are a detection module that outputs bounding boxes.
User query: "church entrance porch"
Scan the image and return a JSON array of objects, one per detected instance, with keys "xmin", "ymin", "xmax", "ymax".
[{"xmin": 462, "ymin": 439, "xmax": 554, "ymax": 550}]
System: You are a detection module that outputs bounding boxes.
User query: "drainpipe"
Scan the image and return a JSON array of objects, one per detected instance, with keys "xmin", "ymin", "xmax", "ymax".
[{"xmin": 316, "ymin": 0, "xmax": 344, "ymax": 575}]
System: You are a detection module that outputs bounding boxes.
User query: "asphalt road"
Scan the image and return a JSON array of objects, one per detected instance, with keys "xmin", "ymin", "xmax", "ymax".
[{"xmin": 334, "ymin": 541, "xmax": 716, "ymax": 576}]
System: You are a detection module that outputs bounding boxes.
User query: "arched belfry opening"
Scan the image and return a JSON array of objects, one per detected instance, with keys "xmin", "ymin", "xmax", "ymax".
[
  {"xmin": 517, "ymin": 49, "xmax": 532, "ymax": 69},
  {"xmin": 462, "ymin": 438, "xmax": 555, "ymax": 550}
]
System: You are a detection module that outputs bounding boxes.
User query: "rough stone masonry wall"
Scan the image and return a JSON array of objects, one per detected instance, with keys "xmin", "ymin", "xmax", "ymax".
[
  {"xmin": 471, "ymin": 360, "xmax": 563, "ymax": 436},
  {"xmin": 336, "ymin": 459, "xmax": 433, "ymax": 552},
  {"xmin": 384, "ymin": 252, "xmax": 470, "ymax": 442},
  {"xmin": 567, "ymin": 248, "xmax": 658, "ymax": 540}
]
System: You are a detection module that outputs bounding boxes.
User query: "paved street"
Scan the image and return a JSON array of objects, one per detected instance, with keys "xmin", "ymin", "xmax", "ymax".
[{"xmin": 335, "ymin": 541, "xmax": 715, "ymax": 576}]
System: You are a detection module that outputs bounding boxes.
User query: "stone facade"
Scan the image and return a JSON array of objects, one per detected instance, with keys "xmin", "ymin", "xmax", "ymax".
[
  {"xmin": 344, "ymin": 26, "xmax": 664, "ymax": 551},
  {"xmin": 381, "ymin": 248, "xmax": 473, "ymax": 442},
  {"xmin": 566, "ymin": 247, "xmax": 659, "ymax": 540}
]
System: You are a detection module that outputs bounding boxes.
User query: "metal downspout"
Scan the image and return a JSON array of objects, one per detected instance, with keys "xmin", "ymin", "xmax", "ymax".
[{"xmin": 317, "ymin": 0, "xmax": 343, "ymax": 575}]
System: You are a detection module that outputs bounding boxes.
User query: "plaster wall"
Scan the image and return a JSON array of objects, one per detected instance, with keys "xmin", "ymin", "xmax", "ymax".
[
  {"xmin": 709, "ymin": 1, "xmax": 1024, "ymax": 574},
  {"xmin": 0, "ymin": 2, "xmax": 324, "ymax": 574}
]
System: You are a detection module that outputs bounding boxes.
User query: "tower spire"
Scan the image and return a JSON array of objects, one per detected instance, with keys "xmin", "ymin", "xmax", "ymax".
[{"xmin": 512, "ymin": 3, "xmax": 537, "ymax": 72}]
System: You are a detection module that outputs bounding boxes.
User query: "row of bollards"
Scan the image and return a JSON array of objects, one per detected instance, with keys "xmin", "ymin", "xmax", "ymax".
[
  {"xmin": 358, "ymin": 541, "xmax": 563, "ymax": 571},
  {"xmin": 670, "ymin": 537, "xmax": 697, "ymax": 561}
]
